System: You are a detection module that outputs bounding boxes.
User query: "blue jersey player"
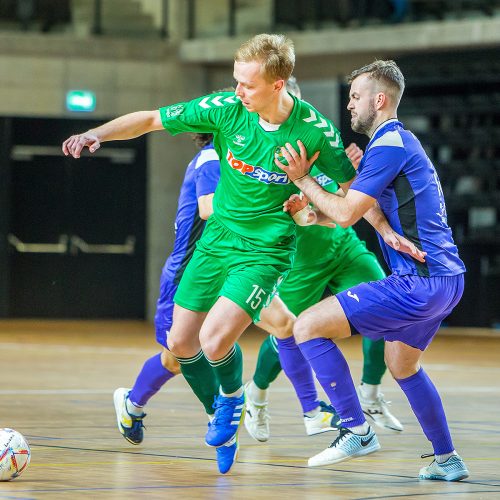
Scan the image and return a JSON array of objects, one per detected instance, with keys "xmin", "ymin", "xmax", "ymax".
[
  {"xmin": 276, "ymin": 60, "xmax": 469, "ymax": 482},
  {"xmin": 113, "ymin": 133, "xmax": 220, "ymax": 443}
]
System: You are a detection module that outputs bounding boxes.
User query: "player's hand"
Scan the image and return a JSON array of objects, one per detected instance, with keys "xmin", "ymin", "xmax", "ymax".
[
  {"xmin": 62, "ymin": 132, "xmax": 101, "ymax": 158},
  {"xmin": 275, "ymin": 140, "xmax": 319, "ymax": 182},
  {"xmin": 383, "ymin": 231, "xmax": 427, "ymax": 263},
  {"xmin": 345, "ymin": 143, "xmax": 363, "ymax": 170},
  {"xmin": 283, "ymin": 193, "xmax": 309, "ymax": 215}
]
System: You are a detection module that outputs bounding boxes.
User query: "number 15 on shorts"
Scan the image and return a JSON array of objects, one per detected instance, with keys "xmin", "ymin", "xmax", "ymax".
[{"xmin": 246, "ymin": 285, "xmax": 267, "ymax": 310}]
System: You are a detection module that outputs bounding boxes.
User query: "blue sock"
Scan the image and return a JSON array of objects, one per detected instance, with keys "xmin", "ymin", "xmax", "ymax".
[
  {"xmin": 276, "ymin": 336, "xmax": 319, "ymax": 413},
  {"xmin": 396, "ymin": 367, "xmax": 454, "ymax": 455},
  {"xmin": 298, "ymin": 338, "xmax": 365, "ymax": 427},
  {"xmin": 129, "ymin": 353, "xmax": 175, "ymax": 407}
]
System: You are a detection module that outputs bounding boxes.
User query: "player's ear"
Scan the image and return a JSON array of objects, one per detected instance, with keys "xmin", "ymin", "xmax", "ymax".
[
  {"xmin": 375, "ymin": 92, "xmax": 386, "ymax": 110},
  {"xmin": 274, "ymin": 79, "xmax": 285, "ymax": 92}
]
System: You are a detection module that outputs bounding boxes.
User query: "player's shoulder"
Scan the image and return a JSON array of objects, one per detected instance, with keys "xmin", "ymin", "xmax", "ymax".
[
  {"xmin": 194, "ymin": 145, "xmax": 220, "ymax": 170},
  {"xmin": 295, "ymin": 99, "xmax": 341, "ymax": 148},
  {"xmin": 195, "ymin": 91, "xmax": 241, "ymax": 111}
]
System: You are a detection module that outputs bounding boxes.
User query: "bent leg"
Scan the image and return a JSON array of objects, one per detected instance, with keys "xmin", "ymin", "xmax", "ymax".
[
  {"xmin": 259, "ymin": 295, "xmax": 320, "ymax": 413},
  {"xmin": 295, "ymin": 296, "xmax": 366, "ymax": 428},
  {"xmin": 167, "ymin": 304, "xmax": 217, "ymax": 415},
  {"xmin": 128, "ymin": 349, "xmax": 179, "ymax": 407},
  {"xmin": 387, "ymin": 341, "xmax": 454, "ymax": 455}
]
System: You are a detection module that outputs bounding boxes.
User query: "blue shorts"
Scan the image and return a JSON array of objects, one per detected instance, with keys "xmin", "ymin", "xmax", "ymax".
[
  {"xmin": 336, "ymin": 273, "xmax": 464, "ymax": 351},
  {"xmin": 154, "ymin": 274, "xmax": 177, "ymax": 349}
]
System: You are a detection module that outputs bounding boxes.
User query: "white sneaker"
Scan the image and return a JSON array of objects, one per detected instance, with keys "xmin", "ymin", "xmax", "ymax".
[
  {"xmin": 113, "ymin": 388, "xmax": 146, "ymax": 445},
  {"xmin": 244, "ymin": 395, "xmax": 270, "ymax": 442},
  {"xmin": 308, "ymin": 426, "xmax": 380, "ymax": 467},
  {"xmin": 304, "ymin": 401, "xmax": 341, "ymax": 436},
  {"xmin": 357, "ymin": 386, "xmax": 403, "ymax": 432}
]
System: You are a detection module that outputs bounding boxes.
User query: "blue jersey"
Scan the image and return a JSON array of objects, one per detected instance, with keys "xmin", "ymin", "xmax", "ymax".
[
  {"xmin": 154, "ymin": 143, "xmax": 220, "ymax": 340},
  {"xmin": 350, "ymin": 120, "xmax": 465, "ymax": 277},
  {"xmin": 160, "ymin": 143, "xmax": 220, "ymax": 284}
]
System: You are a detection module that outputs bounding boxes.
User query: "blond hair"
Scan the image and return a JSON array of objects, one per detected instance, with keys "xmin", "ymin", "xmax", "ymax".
[
  {"xmin": 235, "ymin": 34, "xmax": 295, "ymax": 82},
  {"xmin": 348, "ymin": 60, "xmax": 405, "ymax": 106}
]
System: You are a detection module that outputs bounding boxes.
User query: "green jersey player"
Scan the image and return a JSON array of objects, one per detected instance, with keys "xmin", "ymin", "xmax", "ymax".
[{"xmin": 62, "ymin": 33, "xmax": 356, "ymax": 474}]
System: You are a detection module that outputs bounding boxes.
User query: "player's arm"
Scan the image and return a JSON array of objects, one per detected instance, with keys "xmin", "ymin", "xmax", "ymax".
[
  {"xmin": 198, "ymin": 193, "xmax": 214, "ymax": 220},
  {"xmin": 276, "ymin": 140, "xmax": 370, "ymax": 226},
  {"xmin": 62, "ymin": 110, "xmax": 163, "ymax": 158}
]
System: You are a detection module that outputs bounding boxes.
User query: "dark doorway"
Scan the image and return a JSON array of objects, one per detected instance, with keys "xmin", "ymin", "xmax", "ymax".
[{"xmin": 0, "ymin": 117, "xmax": 146, "ymax": 318}]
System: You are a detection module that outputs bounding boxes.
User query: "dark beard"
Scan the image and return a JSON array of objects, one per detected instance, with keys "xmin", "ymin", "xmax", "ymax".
[{"xmin": 352, "ymin": 104, "xmax": 376, "ymax": 135}]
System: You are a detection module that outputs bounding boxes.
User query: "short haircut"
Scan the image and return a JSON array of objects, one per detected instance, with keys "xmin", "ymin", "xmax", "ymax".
[
  {"xmin": 235, "ymin": 33, "xmax": 295, "ymax": 82},
  {"xmin": 348, "ymin": 60, "xmax": 405, "ymax": 105}
]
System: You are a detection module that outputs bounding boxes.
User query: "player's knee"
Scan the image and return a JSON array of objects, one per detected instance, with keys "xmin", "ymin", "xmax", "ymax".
[
  {"xmin": 293, "ymin": 311, "xmax": 315, "ymax": 343},
  {"xmin": 161, "ymin": 348, "xmax": 181, "ymax": 375},
  {"xmin": 271, "ymin": 312, "xmax": 295, "ymax": 339},
  {"xmin": 386, "ymin": 357, "xmax": 419, "ymax": 380},
  {"xmin": 166, "ymin": 336, "xmax": 188, "ymax": 359}
]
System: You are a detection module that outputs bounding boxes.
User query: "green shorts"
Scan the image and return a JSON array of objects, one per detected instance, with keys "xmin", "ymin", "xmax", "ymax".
[
  {"xmin": 174, "ymin": 216, "xmax": 294, "ymax": 321},
  {"xmin": 279, "ymin": 235, "xmax": 385, "ymax": 316}
]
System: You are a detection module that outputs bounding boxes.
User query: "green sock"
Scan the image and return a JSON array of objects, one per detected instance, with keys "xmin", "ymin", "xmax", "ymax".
[
  {"xmin": 361, "ymin": 337, "xmax": 387, "ymax": 385},
  {"xmin": 207, "ymin": 343, "xmax": 243, "ymax": 395},
  {"xmin": 253, "ymin": 335, "xmax": 282, "ymax": 390},
  {"xmin": 177, "ymin": 350, "xmax": 218, "ymax": 415}
]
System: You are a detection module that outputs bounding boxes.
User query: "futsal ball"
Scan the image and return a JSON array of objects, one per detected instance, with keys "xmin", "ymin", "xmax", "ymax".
[{"xmin": 0, "ymin": 428, "xmax": 31, "ymax": 481}]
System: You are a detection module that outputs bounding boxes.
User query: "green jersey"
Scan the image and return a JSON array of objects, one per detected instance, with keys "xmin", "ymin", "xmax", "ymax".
[
  {"xmin": 293, "ymin": 165, "xmax": 357, "ymax": 269},
  {"xmin": 160, "ymin": 92, "xmax": 355, "ymax": 248}
]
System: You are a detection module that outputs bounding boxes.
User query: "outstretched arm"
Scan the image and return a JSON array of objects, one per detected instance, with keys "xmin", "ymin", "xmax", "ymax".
[{"xmin": 62, "ymin": 110, "xmax": 163, "ymax": 158}]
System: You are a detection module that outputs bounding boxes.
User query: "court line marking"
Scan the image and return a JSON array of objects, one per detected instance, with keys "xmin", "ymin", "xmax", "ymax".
[
  {"xmin": 26, "ymin": 442, "xmax": 500, "ymax": 489},
  {"xmin": 1, "ymin": 386, "xmax": 498, "ymax": 395}
]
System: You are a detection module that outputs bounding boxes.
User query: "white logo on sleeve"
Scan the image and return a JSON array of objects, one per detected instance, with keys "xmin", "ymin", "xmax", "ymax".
[{"xmin": 347, "ymin": 290, "xmax": 360, "ymax": 302}]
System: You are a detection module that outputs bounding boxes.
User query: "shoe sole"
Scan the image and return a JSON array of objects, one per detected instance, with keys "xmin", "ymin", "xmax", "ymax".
[
  {"xmin": 308, "ymin": 441, "xmax": 381, "ymax": 467},
  {"xmin": 419, "ymin": 470, "xmax": 469, "ymax": 482},
  {"xmin": 363, "ymin": 411, "xmax": 403, "ymax": 433},
  {"xmin": 113, "ymin": 388, "xmax": 141, "ymax": 446},
  {"xmin": 306, "ymin": 426, "xmax": 339, "ymax": 436}
]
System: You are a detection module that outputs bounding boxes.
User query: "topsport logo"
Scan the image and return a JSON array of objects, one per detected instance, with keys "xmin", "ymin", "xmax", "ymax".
[{"xmin": 226, "ymin": 149, "xmax": 290, "ymax": 185}]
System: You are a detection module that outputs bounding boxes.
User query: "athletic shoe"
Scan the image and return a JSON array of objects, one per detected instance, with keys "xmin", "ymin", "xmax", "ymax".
[
  {"xmin": 206, "ymin": 394, "xmax": 245, "ymax": 447},
  {"xmin": 244, "ymin": 386, "xmax": 270, "ymax": 442},
  {"xmin": 308, "ymin": 426, "xmax": 380, "ymax": 467},
  {"xmin": 113, "ymin": 387, "xmax": 146, "ymax": 445},
  {"xmin": 419, "ymin": 454, "xmax": 469, "ymax": 482},
  {"xmin": 357, "ymin": 386, "xmax": 404, "ymax": 432},
  {"xmin": 304, "ymin": 401, "xmax": 342, "ymax": 436},
  {"xmin": 216, "ymin": 435, "xmax": 239, "ymax": 474}
]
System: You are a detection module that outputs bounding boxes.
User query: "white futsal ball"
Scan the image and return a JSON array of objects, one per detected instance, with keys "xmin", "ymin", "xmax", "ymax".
[{"xmin": 0, "ymin": 428, "xmax": 31, "ymax": 481}]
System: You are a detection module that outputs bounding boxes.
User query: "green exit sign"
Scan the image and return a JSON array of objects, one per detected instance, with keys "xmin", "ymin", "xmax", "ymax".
[{"xmin": 66, "ymin": 90, "xmax": 96, "ymax": 112}]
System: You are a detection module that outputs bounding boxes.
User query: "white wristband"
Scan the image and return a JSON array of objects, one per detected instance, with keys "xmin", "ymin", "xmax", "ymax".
[{"xmin": 292, "ymin": 205, "xmax": 318, "ymax": 226}]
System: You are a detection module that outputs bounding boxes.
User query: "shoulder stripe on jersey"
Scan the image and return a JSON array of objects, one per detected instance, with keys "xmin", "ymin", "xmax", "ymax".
[
  {"xmin": 371, "ymin": 130, "xmax": 404, "ymax": 149},
  {"xmin": 393, "ymin": 172, "xmax": 430, "ymax": 277},
  {"xmin": 303, "ymin": 108, "xmax": 340, "ymax": 147},
  {"xmin": 198, "ymin": 95, "xmax": 237, "ymax": 109},
  {"xmin": 195, "ymin": 148, "xmax": 219, "ymax": 169}
]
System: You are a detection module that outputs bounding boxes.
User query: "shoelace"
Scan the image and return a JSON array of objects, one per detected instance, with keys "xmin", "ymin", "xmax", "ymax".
[
  {"xmin": 328, "ymin": 427, "xmax": 351, "ymax": 448},
  {"xmin": 254, "ymin": 405, "xmax": 270, "ymax": 426},
  {"xmin": 212, "ymin": 397, "xmax": 240, "ymax": 425}
]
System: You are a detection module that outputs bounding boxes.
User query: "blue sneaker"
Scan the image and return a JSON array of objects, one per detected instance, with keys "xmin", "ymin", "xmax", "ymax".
[
  {"xmin": 216, "ymin": 435, "xmax": 239, "ymax": 474},
  {"xmin": 419, "ymin": 454, "xmax": 469, "ymax": 481},
  {"xmin": 113, "ymin": 388, "xmax": 146, "ymax": 445},
  {"xmin": 206, "ymin": 394, "xmax": 245, "ymax": 447}
]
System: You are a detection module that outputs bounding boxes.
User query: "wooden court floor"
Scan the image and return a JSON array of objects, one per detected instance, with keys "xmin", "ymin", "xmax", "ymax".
[{"xmin": 0, "ymin": 320, "xmax": 499, "ymax": 499}]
